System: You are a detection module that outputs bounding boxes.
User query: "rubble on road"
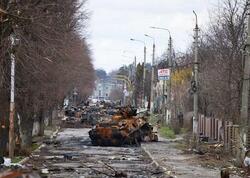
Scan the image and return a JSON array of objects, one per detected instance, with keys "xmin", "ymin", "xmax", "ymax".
[
  {"xmin": 62, "ymin": 102, "xmax": 119, "ymax": 128},
  {"xmin": 89, "ymin": 106, "xmax": 158, "ymax": 146},
  {"xmin": 62, "ymin": 101, "xmax": 158, "ymax": 146},
  {"xmin": 25, "ymin": 128, "xmax": 167, "ymax": 178}
]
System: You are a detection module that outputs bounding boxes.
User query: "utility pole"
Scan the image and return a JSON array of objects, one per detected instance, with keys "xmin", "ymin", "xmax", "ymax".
[
  {"xmin": 151, "ymin": 43, "xmax": 155, "ymax": 112},
  {"xmin": 145, "ymin": 34, "xmax": 155, "ymax": 112},
  {"xmin": 133, "ymin": 56, "xmax": 137, "ymax": 107},
  {"xmin": 241, "ymin": 0, "xmax": 250, "ymax": 148},
  {"xmin": 9, "ymin": 33, "xmax": 16, "ymax": 158},
  {"xmin": 150, "ymin": 26, "xmax": 172, "ymax": 123},
  {"xmin": 123, "ymin": 82, "xmax": 126, "ymax": 106},
  {"xmin": 143, "ymin": 45, "xmax": 147, "ymax": 108},
  {"xmin": 193, "ymin": 11, "xmax": 199, "ymax": 135},
  {"xmin": 130, "ymin": 38, "xmax": 146, "ymax": 108},
  {"xmin": 166, "ymin": 35, "xmax": 172, "ymax": 123}
]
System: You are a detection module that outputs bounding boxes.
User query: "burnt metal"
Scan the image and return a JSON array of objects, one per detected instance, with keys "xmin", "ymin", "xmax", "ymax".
[{"xmin": 89, "ymin": 106, "xmax": 158, "ymax": 146}]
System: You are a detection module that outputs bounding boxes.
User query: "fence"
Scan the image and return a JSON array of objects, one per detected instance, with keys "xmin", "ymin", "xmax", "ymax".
[{"xmin": 197, "ymin": 115, "xmax": 240, "ymax": 154}]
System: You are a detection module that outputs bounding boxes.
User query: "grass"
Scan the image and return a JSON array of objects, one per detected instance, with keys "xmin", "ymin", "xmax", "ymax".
[
  {"xmin": 149, "ymin": 114, "xmax": 176, "ymax": 139},
  {"xmin": 32, "ymin": 143, "xmax": 40, "ymax": 151},
  {"xmin": 159, "ymin": 126, "xmax": 176, "ymax": 139},
  {"xmin": 12, "ymin": 156, "xmax": 25, "ymax": 163},
  {"xmin": 173, "ymin": 143, "xmax": 187, "ymax": 150}
]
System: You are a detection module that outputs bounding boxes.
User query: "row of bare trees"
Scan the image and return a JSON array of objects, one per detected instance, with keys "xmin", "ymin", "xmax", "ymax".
[
  {"xmin": 198, "ymin": 0, "xmax": 246, "ymax": 122},
  {"xmin": 170, "ymin": 0, "xmax": 247, "ymax": 124},
  {"xmin": 0, "ymin": 0, "xmax": 95, "ymax": 154}
]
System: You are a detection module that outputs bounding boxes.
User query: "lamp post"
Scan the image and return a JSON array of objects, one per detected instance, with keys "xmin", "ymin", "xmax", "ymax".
[
  {"xmin": 122, "ymin": 50, "xmax": 136, "ymax": 80},
  {"xmin": 150, "ymin": 26, "xmax": 172, "ymax": 123},
  {"xmin": 130, "ymin": 38, "xmax": 147, "ymax": 108},
  {"xmin": 144, "ymin": 34, "xmax": 155, "ymax": 112},
  {"xmin": 121, "ymin": 54, "xmax": 137, "ymax": 106}
]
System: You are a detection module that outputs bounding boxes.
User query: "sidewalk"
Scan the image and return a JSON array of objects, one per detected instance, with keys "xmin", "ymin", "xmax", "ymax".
[{"xmin": 142, "ymin": 136, "xmax": 241, "ymax": 178}]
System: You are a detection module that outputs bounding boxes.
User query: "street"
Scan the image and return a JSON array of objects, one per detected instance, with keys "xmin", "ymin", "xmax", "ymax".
[
  {"xmin": 1, "ymin": 1, "xmax": 250, "ymax": 178},
  {"xmin": 22, "ymin": 127, "xmax": 242, "ymax": 178},
  {"xmin": 25, "ymin": 128, "xmax": 166, "ymax": 178}
]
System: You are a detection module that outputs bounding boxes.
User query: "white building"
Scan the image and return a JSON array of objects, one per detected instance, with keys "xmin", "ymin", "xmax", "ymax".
[{"xmin": 92, "ymin": 78, "xmax": 123, "ymax": 101}]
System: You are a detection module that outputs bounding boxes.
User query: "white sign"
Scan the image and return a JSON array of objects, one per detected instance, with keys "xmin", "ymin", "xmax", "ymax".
[
  {"xmin": 158, "ymin": 69, "xmax": 170, "ymax": 80},
  {"xmin": 123, "ymin": 89, "xmax": 129, "ymax": 97}
]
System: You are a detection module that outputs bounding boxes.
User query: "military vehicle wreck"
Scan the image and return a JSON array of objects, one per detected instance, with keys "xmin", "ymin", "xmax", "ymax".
[{"xmin": 89, "ymin": 107, "xmax": 158, "ymax": 146}]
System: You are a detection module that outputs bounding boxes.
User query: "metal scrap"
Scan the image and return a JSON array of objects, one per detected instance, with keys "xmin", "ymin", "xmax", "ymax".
[{"xmin": 89, "ymin": 106, "xmax": 158, "ymax": 146}]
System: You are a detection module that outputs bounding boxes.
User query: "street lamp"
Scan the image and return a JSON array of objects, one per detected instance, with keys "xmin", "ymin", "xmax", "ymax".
[
  {"xmin": 144, "ymin": 34, "xmax": 156, "ymax": 112},
  {"xmin": 122, "ymin": 51, "xmax": 137, "ymax": 107},
  {"xmin": 122, "ymin": 50, "xmax": 137, "ymax": 72},
  {"xmin": 130, "ymin": 38, "xmax": 147, "ymax": 108},
  {"xmin": 150, "ymin": 27, "xmax": 172, "ymax": 63},
  {"xmin": 150, "ymin": 26, "xmax": 173, "ymax": 123},
  {"xmin": 150, "ymin": 26, "xmax": 171, "ymax": 38}
]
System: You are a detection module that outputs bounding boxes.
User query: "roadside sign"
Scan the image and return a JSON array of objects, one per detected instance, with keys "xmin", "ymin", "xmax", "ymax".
[
  {"xmin": 158, "ymin": 69, "xmax": 170, "ymax": 80},
  {"xmin": 123, "ymin": 89, "xmax": 129, "ymax": 97}
]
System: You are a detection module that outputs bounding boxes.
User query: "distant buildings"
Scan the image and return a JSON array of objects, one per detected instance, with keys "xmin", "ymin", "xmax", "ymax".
[{"xmin": 91, "ymin": 78, "xmax": 123, "ymax": 101}]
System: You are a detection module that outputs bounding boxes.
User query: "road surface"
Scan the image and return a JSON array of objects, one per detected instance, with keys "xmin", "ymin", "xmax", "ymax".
[
  {"xmin": 142, "ymin": 137, "xmax": 241, "ymax": 178},
  {"xmin": 24, "ymin": 128, "xmax": 242, "ymax": 178},
  {"xmin": 25, "ymin": 128, "xmax": 166, "ymax": 178}
]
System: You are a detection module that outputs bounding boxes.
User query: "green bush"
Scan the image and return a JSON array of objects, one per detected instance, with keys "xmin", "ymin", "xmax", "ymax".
[{"xmin": 159, "ymin": 126, "xmax": 176, "ymax": 139}]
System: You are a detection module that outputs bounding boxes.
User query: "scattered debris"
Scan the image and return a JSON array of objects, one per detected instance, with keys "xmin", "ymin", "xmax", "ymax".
[
  {"xmin": 25, "ymin": 128, "xmax": 165, "ymax": 178},
  {"xmin": 0, "ymin": 166, "xmax": 41, "ymax": 178},
  {"xmin": 63, "ymin": 153, "xmax": 73, "ymax": 160},
  {"xmin": 41, "ymin": 168, "xmax": 49, "ymax": 174},
  {"xmin": 0, "ymin": 156, "xmax": 4, "ymax": 165},
  {"xmin": 221, "ymin": 168, "xmax": 230, "ymax": 178},
  {"xmin": 192, "ymin": 148, "xmax": 206, "ymax": 155}
]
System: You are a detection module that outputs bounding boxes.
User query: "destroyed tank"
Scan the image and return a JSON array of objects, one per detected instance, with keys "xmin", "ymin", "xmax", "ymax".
[{"xmin": 89, "ymin": 106, "xmax": 158, "ymax": 146}]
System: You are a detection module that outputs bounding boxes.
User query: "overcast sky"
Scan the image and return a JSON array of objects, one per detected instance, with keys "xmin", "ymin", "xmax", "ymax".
[{"xmin": 86, "ymin": 0, "xmax": 219, "ymax": 72}]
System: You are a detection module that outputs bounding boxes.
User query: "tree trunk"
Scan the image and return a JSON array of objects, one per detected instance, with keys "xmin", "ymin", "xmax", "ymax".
[
  {"xmin": 48, "ymin": 109, "xmax": 53, "ymax": 127},
  {"xmin": 0, "ymin": 124, "xmax": 7, "ymax": 156},
  {"xmin": 19, "ymin": 115, "xmax": 33, "ymax": 150},
  {"xmin": 38, "ymin": 110, "xmax": 44, "ymax": 136}
]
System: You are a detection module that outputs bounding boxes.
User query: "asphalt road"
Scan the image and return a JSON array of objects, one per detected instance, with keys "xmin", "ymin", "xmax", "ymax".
[{"xmin": 25, "ymin": 128, "xmax": 167, "ymax": 178}]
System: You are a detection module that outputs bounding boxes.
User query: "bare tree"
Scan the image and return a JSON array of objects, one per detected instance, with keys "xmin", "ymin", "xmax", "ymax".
[{"xmin": 0, "ymin": 0, "xmax": 95, "ymax": 151}]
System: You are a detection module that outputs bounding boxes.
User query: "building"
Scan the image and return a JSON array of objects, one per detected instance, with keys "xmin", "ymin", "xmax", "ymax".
[{"xmin": 92, "ymin": 78, "xmax": 123, "ymax": 101}]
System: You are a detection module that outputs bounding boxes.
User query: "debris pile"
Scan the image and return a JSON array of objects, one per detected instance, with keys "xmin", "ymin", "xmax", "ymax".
[
  {"xmin": 89, "ymin": 106, "xmax": 158, "ymax": 146},
  {"xmin": 62, "ymin": 102, "xmax": 119, "ymax": 128}
]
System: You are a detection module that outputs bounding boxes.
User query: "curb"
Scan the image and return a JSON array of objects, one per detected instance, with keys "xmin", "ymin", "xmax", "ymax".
[
  {"xmin": 141, "ymin": 146, "xmax": 160, "ymax": 168},
  {"xmin": 141, "ymin": 145, "xmax": 169, "ymax": 176},
  {"xmin": 19, "ymin": 157, "xmax": 30, "ymax": 165}
]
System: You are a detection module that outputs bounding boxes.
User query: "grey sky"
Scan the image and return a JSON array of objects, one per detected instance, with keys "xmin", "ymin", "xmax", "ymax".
[{"xmin": 86, "ymin": 0, "xmax": 219, "ymax": 72}]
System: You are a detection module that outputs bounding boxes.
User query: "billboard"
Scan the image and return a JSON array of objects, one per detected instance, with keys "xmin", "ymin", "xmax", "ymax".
[{"xmin": 158, "ymin": 69, "xmax": 170, "ymax": 80}]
